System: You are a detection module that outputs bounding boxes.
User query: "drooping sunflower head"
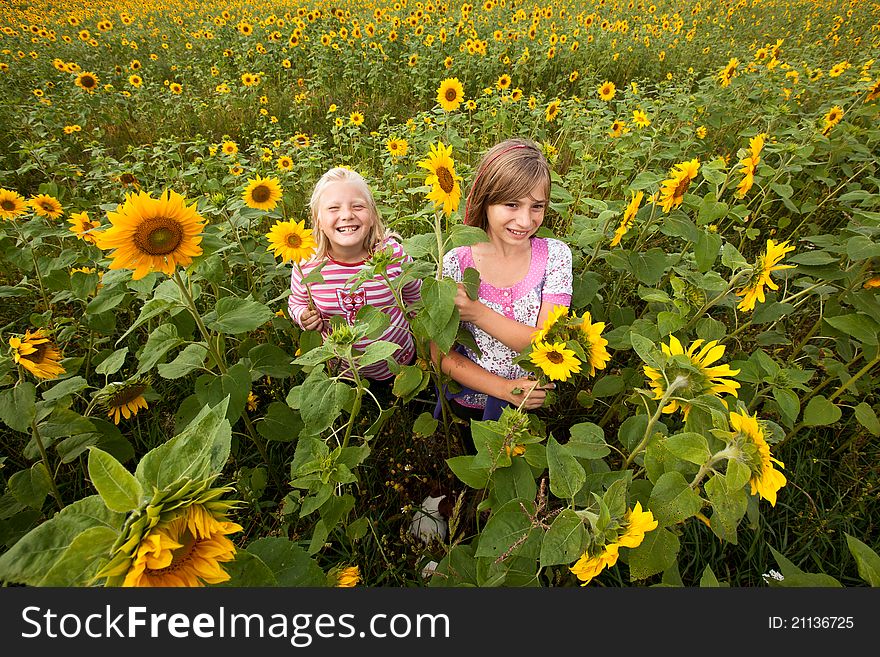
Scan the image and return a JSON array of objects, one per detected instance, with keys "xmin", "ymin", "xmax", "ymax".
[
  {"xmin": 736, "ymin": 239, "xmax": 795, "ymax": 312},
  {"xmin": 29, "ymin": 193, "xmax": 64, "ymax": 219},
  {"xmin": 576, "ymin": 312, "xmax": 611, "ymax": 376},
  {"xmin": 657, "ymin": 158, "xmax": 700, "ymax": 212},
  {"xmin": 570, "ymin": 542, "xmax": 619, "ymax": 586},
  {"xmin": 530, "ymin": 340, "xmax": 582, "ymax": 382},
  {"xmin": 643, "ymin": 336, "xmax": 740, "ymax": 416},
  {"xmin": 0, "ymin": 188, "xmax": 28, "ymax": 220},
  {"xmin": 545, "ymin": 98, "xmax": 561, "ymax": 122},
  {"xmin": 97, "ymin": 377, "xmax": 151, "ymax": 424},
  {"xmin": 74, "ymin": 71, "xmax": 99, "ymax": 92},
  {"xmin": 94, "ymin": 189, "xmax": 205, "ymax": 280},
  {"xmin": 242, "ymin": 174, "xmax": 283, "ymax": 211},
  {"xmin": 729, "ymin": 410, "xmax": 786, "ymax": 506},
  {"xmin": 616, "ymin": 502, "xmax": 658, "ymax": 548},
  {"xmin": 418, "ymin": 141, "xmax": 463, "ymax": 218},
  {"xmin": 266, "ymin": 219, "xmax": 317, "ymax": 263},
  {"xmin": 437, "ymin": 77, "xmax": 464, "ymax": 111},
  {"xmin": 9, "ymin": 329, "xmax": 66, "ymax": 380},
  {"xmin": 532, "ymin": 304, "xmax": 569, "ymax": 343},
  {"xmin": 335, "ymin": 565, "xmax": 361, "ymax": 587}
]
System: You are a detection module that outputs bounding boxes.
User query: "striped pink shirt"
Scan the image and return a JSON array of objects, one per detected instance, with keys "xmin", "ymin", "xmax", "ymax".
[{"xmin": 288, "ymin": 239, "xmax": 421, "ymax": 380}]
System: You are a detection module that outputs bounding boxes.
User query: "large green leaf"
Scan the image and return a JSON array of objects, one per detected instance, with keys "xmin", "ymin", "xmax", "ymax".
[
  {"xmin": 38, "ymin": 526, "xmax": 118, "ymax": 586},
  {"xmin": 540, "ymin": 509, "xmax": 588, "ymax": 567},
  {"xmin": 256, "ymin": 402, "xmax": 303, "ymax": 442},
  {"xmin": 157, "ymin": 343, "xmax": 209, "ymax": 379},
  {"xmin": 844, "ymin": 534, "xmax": 880, "ymax": 586},
  {"xmin": 87, "ymin": 447, "xmax": 143, "ymax": 513},
  {"xmin": 446, "ymin": 455, "xmax": 490, "ymax": 489},
  {"xmin": 204, "ymin": 296, "xmax": 275, "ymax": 334},
  {"xmin": 648, "ymin": 471, "xmax": 704, "ymax": 527},
  {"xmin": 705, "ymin": 473, "xmax": 748, "ymax": 544},
  {"xmin": 0, "ymin": 382, "xmax": 36, "ymax": 433},
  {"xmin": 566, "ymin": 422, "xmax": 610, "ymax": 459},
  {"xmin": 626, "ymin": 527, "xmax": 680, "ymax": 581},
  {"xmin": 8, "ymin": 463, "xmax": 52, "ymax": 510},
  {"xmin": 137, "ymin": 323, "xmax": 183, "ymax": 374},
  {"xmin": 298, "ymin": 369, "xmax": 354, "ymax": 437},
  {"xmin": 547, "ymin": 435, "xmax": 586, "ymax": 500},
  {"xmin": 248, "ymin": 343, "xmax": 296, "ymax": 378},
  {"xmin": 244, "ymin": 537, "xmax": 326, "ymax": 586},
  {"xmin": 768, "ymin": 546, "xmax": 843, "ymax": 587},
  {"xmin": 803, "ymin": 395, "xmax": 842, "ymax": 427}
]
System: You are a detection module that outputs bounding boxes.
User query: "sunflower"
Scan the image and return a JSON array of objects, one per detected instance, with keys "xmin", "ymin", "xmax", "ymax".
[
  {"xmin": 729, "ymin": 411, "xmax": 786, "ymax": 506},
  {"xmin": 266, "ymin": 219, "xmax": 316, "ymax": 263},
  {"xmin": 598, "ymin": 81, "xmax": 616, "ymax": 101},
  {"xmin": 128, "ymin": 74, "xmax": 142, "ymax": 87},
  {"xmin": 616, "ymin": 502, "xmax": 658, "ymax": 548},
  {"xmin": 386, "ymin": 138, "xmax": 409, "ymax": 158},
  {"xmin": 276, "ymin": 155, "xmax": 293, "ymax": 171},
  {"xmin": 495, "ymin": 73, "xmax": 511, "ymax": 90},
  {"xmin": 696, "ymin": 125, "xmax": 708, "ymax": 139},
  {"xmin": 735, "ymin": 239, "xmax": 796, "ymax": 312},
  {"xmin": 98, "ymin": 378, "xmax": 151, "ymax": 424},
  {"xmin": 657, "ymin": 158, "xmax": 700, "ymax": 212},
  {"xmin": 643, "ymin": 336, "xmax": 740, "ymax": 417},
  {"xmin": 632, "ymin": 109, "xmax": 651, "ymax": 128},
  {"xmin": 169, "ymin": 82, "xmax": 182, "ymax": 94},
  {"xmin": 608, "ymin": 119, "xmax": 625, "ymax": 138},
  {"xmin": 243, "ymin": 175, "xmax": 283, "ymax": 211},
  {"xmin": 531, "ymin": 304, "xmax": 568, "ymax": 342},
  {"xmin": 9, "ymin": 329, "xmax": 65, "ymax": 380},
  {"xmin": 576, "ymin": 312, "xmax": 611, "ymax": 376},
  {"xmin": 221, "ymin": 140, "xmax": 238, "ymax": 155},
  {"xmin": 292, "ymin": 132, "xmax": 310, "ymax": 148},
  {"xmin": 0, "ymin": 188, "xmax": 28, "ymax": 220},
  {"xmin": 821, "ymin": 105, "xmax": 844, "ymax": 136},
  {"xmin": 95, "ymin": 189, "xmax": 205, "ymax": 280},
  {"xmin": 121, "ymin": 504, "xmax": 242, "ymax": 587},
  {"xmin": 735, "ymin": 134, "xmax": 766, "ymax": 199},
  {"xmin": 349, "ymin": 111, "xmax": 365, "ymax": 126},
  {"xmin": 867, "ymin": 79, "xmax": 880, "ymax": 102},
  {"xmin": 29, "ymin": 193, "xmax": 63, "ymax": 219},
  {"xmin": 611, "ymin": 191, "xmax": 643, "ymax": 247},
  {"xmin": 418, "ymin": 141, "xmax": 462, "ymax": 217},
  {"xmin": 74, "ymin": 71, "xmax": 99, "ymax": 92},
  {"xmin": 241, "ymin": 72, "xmax": 256, "ymax": 86},
  {"xmin": 570, "ymin": 542, "xmax": 619, "ymax": 586},
  {"xmin": 336, "ymin": 565, "xmax": 361, "ymax": 587},
  {"xmin": 530, "ymin": 341, "xmax": 582, "ymax": 382},
  {"xmin": 246, "ymin": 391, "xmax": 258, "ymax": 412},
  {"xmin": 68, "ymin": 211, "xmax": 101, "ymax": 243},
  {"xmin": 436, "ymin": 77, "xmax": 464, "ymax": 112}
]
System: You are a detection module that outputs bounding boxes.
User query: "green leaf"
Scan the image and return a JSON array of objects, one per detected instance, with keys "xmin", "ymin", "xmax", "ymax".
[
  {"xmin": 0, "ymin": 496, "xmax": 124, "ymax": 586},
  {"xmin": 413, "ymin": 411, "xmax": 438, "ymax": 437},
  {"xmin": 854, "ymin": 403, "xmax": 880, "ymax": 437},
  {"xmin": 803, "ymin": 396, "xmax": 842, "ymax": 427},
  {"xmin": 547, "ymin": 435, "xmax": 586, "ymax": 500},
  {"xmin": 665, "ymin": 433, "xmax": 711, "ymax": 465},
  {"xmin": 490, "ymin": 458, "xmax": 536, "ymax": 507},
  {"xmin": 136, "ymin": 397, "xmax": 231, "ymax": 491},
  {"xmin": 86, "ymin": 291, "xmax": 126, "ymax": 315},
  {"xmin": 627, "ymin": 248, "xmax": 670, "ymax": 285},
  {"xmin": 844, "ymin": 533, "xmax": 880, "ymax": 587},
  {"xmin": 244, "ymin": 537, "xmax": 327, "ymax": 586},
  {"xmin": 430, "ymin": 544, "xmax": 478, "ymax": 587},
  {"xmin": 87, "ymin": 447, "xmax": 143, "ymax": 513},
  {"xmin": 705, "ymin": 473, "xmax": 748, "ymax": 544},
  {"xmin": 768, "ymin": 546, "xmax": 843, "ymax": 587},
  {"xmin": 248, "ymin": 343, "xmax": 296, "ymax": 378},
  {"xmin": 95, "ymin": 347, "xmax": 128, "ymax": 376},
  {"xmin": 137, "ymin": 323, "xmax": 183, "ymax": 374},
  {"xmin": 8, "ymin": 463, "xmax": 53, "ymax": 510},
  {"xmin": 591, "ymin": 375, "xmax": 624, "ymax": 397},
  {"xmin": 0, "ymin": 382, "xmax": 36, "ymax": 433},
  {"xmin": 824, "ymin": 313, "xmax": 880, "ymax": 345},
  {"xmin": 657, "ymin": 310, "xmax": 684, "ymax": 337},
  {"xmin": 540, "ymin": 509, "xmax": 588, "ymax": 567},
  {"xmin": 298, "ymin": 369, "xmax": 354, "ymax": 437},
  {"xmin": 446, "ymin": 455, "xmax": 490, "ymax": 489},
  {"xmin": 421, "ymin": 277, "xmax": 458, "ymax": 330},
  {"xmin": 566, "ymin": 422, "xmax": 610, "ymax": 459},
  {"xmin": 157, "ymin": 342, "xmax": 209, "ymax": 379},
  {"xmin": 627, "ymin": 527, "xmax": 680, "ymax": 581},
  {"xmin": 38, "ymin": 526, "xmax": 118, "ymax": 586},
  {"xmin": 392, "ymin": 364, "xmax": 426, "ymax": 399},
  {"xmin": 694, "ymin": 231, "xmax": 722, "ymax": 272},
  {"xmin": 629, "ymin": 332, "xmax": 660, "ymax": 368},
  {"xmin": 463, "ymin": 266, "xmax": 481, "ymax": 300},
  {"xmin": 218, "ymin": 550, "xmax": 278, "ymax": 586},
  {"xmin": 256, "ymin": 402, "xmax": 303, "ymax": 443},
  {"xmin": 648, "ymin": 471, "xmax": 704, "ymax": 527},
  {"xmin": 195, "ymin": 361, "xmax": 251, "ymax": 424},
  {"xmin": 41, "ymin": 376, "xmax": 88, "ymax": 402},
  {"xmin": 358, "ymin": 340, "xmax": 401, "ymax": 367},
  {"xmin": 204, "ymin": 296, "xmax": 275, "ymax": 334},
  {"xmin": 772, "ymin": 387, "xmax": 800, "ymax": 424}
]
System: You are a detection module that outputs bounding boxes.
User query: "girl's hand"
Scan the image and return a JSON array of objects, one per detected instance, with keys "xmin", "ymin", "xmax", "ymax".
[
  {"xmin": 504, "ymin": 378, "xmax": 554, "ymax": 410},
  {"xmin": 300, "ymin": 308, "xmax": 325, "ymax": 331},
  {"xmin": 454, "ymin": 283, "xmax": 486, "ymax": 323}
]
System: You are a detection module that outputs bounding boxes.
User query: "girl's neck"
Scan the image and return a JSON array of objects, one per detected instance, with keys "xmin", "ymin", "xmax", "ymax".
[
  {"xmin": 478, "ymin": 233, "xmax": 532, "ymax": 259},
  {"xmin": 327, "ymin": 245, "xmax": 370, "ymax": 264}
]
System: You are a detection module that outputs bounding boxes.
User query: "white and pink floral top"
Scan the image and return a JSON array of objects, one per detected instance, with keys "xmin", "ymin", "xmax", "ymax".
[{"xmin": 442, "ymin": 237, "xmax": 573, "ymax": 408}]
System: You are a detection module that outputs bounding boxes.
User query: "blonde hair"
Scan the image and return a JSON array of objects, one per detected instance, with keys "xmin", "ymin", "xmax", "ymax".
[
  {"xmin": 308, "ymin": 167, "xmax": 388, "ymax": 259},
  {"xmin": 464, "ymin": 137, "xmax": 551, "ymax": 233}
]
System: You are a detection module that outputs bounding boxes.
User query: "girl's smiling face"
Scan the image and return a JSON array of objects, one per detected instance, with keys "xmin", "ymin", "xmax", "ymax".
[
  {"xmin": 316, "ymin": 180, "xmax": 376, "ymax": 261},
  {"xmin": 484, "ymin": 181, "xmax": 546, "ymax": 246}
]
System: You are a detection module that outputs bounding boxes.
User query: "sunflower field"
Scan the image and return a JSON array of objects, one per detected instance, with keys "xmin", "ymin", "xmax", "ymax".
[{"xmin": 0, "ymin": 0, "xmax": 878, "ymax": 590}]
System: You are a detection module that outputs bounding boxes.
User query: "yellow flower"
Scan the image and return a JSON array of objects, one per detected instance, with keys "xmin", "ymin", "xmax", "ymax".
[
  {"xmin": 336, "ymin": 565, "xmax": 361, "ymax": 587},
  {"xmin": 418, "ymin": 142, "xmax": 462, "ymax": 217},
  {"xmin": 864, "ymin": 275, "xmax": 880, "ymax": 289},
  {"xmin": 530, "ymin": 341, "xmax": 582, "ymax": 382},
  {"xmin": 95, "ymin": 190, "xmax": 205, "ymax": 280},
  {"xmin": 616, "ymin": 502, "xmax": 658, "ymax": 548},
  {"xmin": 99, "ymin": 378, "xmax": 150, "ymax": 424},
  {"xmin": 122, "ymin": 504, "xmax": 242, "ymax": 587},
  {"xmin": 570, "ymin": 542, "xmax": 619, "ymax": 586},
  {"xmin": 292, "ymin": 133, "xmax": 310, "ymax": 148},
  {"xmin": 545, "ymin": 98, "xmax": 561, "ymax": 122},
  {"xmin": 9, "ymin": 329, "xmax": 65, "ymax": 380},
  {"xmin": 643, "ymin": 336, "xmax": 740, "ymax": 417},
  {"xmin": 821, "ymin": 105, "xmax": 844, "ymax": 136},
  {"xmin": 386, "ymin": 138, "xmax": 408, "ymax": 158},
  {"xmin": 735, "ymin": 133, "xmax": 766, "ymax": 199},
  {"xmin": 277, "ymin": 155, "xmax": 293, "ymax": 171},
  {"xmin": 531, "ymin": 304, "xmax": 568, "ymax": 343},
  {"xmin": 221, "ymin": 140, "xmax": 238, "ymax": 155},
  {"xmin": 265, "ymin": 219, "xmax": 316, "ymax": 263},
  {"xmin": 436, "ymin": 77, "xmax": 464, "ymax": 112},
  {"xmin": 29, "ymin": 193, "xmax": 64, "ymax": 219},
  {"xmin": 736, "ymin": 239, "xmax": 796, "ymax": 312},
  {"xmin": 0, "ymin": 188, "xmax": 28, "ymax": 220},
  {"xmin": 128, "ymin": 74, "xmax": 142, "ymax": 87},
  {"xmin": 68, "ymin": 211, "xmax": 101, "ymax": 243},
  {"xmin": 657, "ymin": 159, "xmax": 700, "ymax": 212},
  {"xmin": 696, "ymin": 125, "xmax": 707, "ymax": 139},
  {"xmin": 349, "ymin": 111, "xmax": 365, "ymax": 126},
  {"xmin": 729, "ymin": 411, "xmax": 786, "ymax": 506},
  {"xmin": 611, "ymin": 191, "xmax": 643, "ymax": 247},
  {"xmin": 496, "ymin": 73, "xmax": 511, "ymax": 90},
  {"xmin": 242, "ymin": 175, "xmax": 283, "ymax": 211},
  {"xmin": 598, "ymin": 81, "xmax": 616, "ymax": 101},
  {"xmin": 576, "ymin": 312, "xmax": 611, "ymax": 376},
  {"xmin": 632, "ymin": 109, "xmax": 650, "ymax": 128},
  {"xmin": 246, "ymin": 391, "xmax": 258, "ymax": 412},
  {"xmin": 74, "ymin": 71, "xmax": 99, "ymax": 92},
  {"xmin": 608, "ymin": 119, "xmax": 625, "ymax": 138}
]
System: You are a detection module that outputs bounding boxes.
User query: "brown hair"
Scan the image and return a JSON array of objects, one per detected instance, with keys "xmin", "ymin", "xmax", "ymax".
[
  {"xmin": 464, "ymin": 137, "xmax": 551, "ymax": 232},
  {"xmin": 308, "ymin": 166, "xmax": 387, "ymax": 260}
]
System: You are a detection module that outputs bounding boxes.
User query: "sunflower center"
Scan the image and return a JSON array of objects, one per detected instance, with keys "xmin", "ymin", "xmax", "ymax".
[
  {"xmin": 121, "ymin": 173, "xmax": 137, "ymax": 184},
  {"xmin": 251, "ymin": 184, "xmax": 272, "ymax": 203},
  {"xmin": 437, "ymin": 166, "xmax": 455, "ymax": 193},
  {"xmin": 286, "ymin": 233, "xmax": 302, "ymax": 248},
  {"xmin": 673, "ymin": 177, "xmax": 691, "ymax": 199},
  {"xmin": 547, "ymin": 351, "xmax": 565, "ymax": 364},
  {"xmin": 445, "ymin": 88, "xmax": 458, "ymax": 101},
  {"xmin": 108, "ymin": 383, "xmax": 147, "ymax": 407},
  {"xmin": 40, "ymin": 202, "xmax": 54, "ymax": 212},
  {"xmin": 1, "ymin": 199, "xmax": 14, "ymax": 210},
  {"xmin": 147, "ymin": 529, "xmax": 199, "ymax": 576},
  {"xmin": 134, "ymin": 217, "xmax": 184, "ymax": 255},
  {"xmin": 82, "ymin": 76, "xmax": 96, "ymax": 88}
]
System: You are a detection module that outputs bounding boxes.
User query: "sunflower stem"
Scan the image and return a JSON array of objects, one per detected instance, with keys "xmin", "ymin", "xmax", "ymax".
[
  {"xmin": 624, "ymin": 375, "xmax": 688, "ymax": 470},
  {"xmin": 31, "ymin": 419, "xmax": 63, "ymax": 510},
  {"xmin": 173, "ymin": 270, "xmax": 227, "ymax": 374}
]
